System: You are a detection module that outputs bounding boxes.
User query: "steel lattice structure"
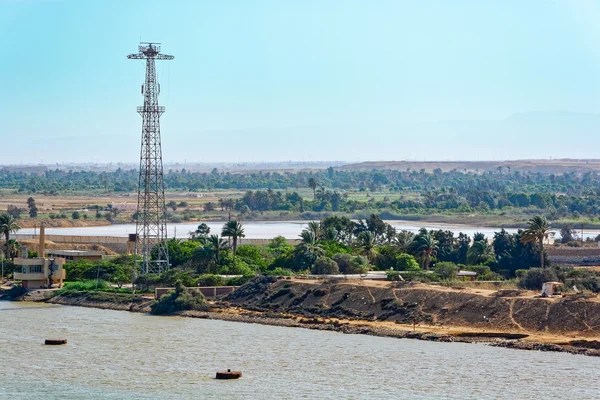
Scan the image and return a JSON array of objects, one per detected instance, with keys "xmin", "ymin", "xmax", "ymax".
[{"xmin": 127, "ymin": 43, "xmax": 173, "ymax": 274}]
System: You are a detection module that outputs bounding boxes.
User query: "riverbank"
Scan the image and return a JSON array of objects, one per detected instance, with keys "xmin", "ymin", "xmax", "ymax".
[{"xmin": 42, "ymin": 277, "xmax": 600, "ymax": 357}]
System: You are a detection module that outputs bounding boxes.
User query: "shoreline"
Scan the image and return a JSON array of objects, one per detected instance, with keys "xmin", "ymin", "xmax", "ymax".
[{"xmin": 43, "ymin": 293, "xmax": 600, "ymax": 357}]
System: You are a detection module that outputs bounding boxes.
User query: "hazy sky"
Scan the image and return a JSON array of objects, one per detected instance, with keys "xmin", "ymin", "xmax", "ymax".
[{"xmin": 2, "ymin": 0, "xmax": 600, "ymax": 164}]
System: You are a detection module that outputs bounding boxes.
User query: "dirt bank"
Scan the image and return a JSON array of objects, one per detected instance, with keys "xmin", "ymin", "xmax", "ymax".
[
  {"xmin": 42, "ymin": 280, "xmax": 600, "ymax": 357},
  {"xmin": 226, "ymin": 277, "xmax": 600, "ymax": 337},
  {"xmin": 17, "ymin": 219, "xmax": 112, "ymax": 229}
]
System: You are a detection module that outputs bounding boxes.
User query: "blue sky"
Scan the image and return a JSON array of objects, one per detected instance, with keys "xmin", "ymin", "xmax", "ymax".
[{"xmin": 2, "ymin": 0, "xmax": 600, "ymax": 164}]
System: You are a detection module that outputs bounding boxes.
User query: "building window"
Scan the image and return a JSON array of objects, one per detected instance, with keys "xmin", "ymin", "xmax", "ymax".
[{"xmin": 30, "ymin": 265, "xmax": 43, "ymax": 273}]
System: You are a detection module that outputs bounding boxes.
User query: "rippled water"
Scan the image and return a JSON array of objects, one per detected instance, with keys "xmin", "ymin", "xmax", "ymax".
[{"xmin": 1, "ymin": 301, "xmax": 599, "ymax": 399}]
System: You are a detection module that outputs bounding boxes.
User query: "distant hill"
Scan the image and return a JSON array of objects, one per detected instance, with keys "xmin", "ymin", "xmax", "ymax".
[{"xmin": 339, "ymin": 159, "xmax": 600, "ymax": 174}]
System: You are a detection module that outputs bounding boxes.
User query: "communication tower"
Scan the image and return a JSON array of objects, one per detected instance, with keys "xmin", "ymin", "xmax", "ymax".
[{"xmin": 127, "ymin": 43, "xmax": 173, "ymax": 274}]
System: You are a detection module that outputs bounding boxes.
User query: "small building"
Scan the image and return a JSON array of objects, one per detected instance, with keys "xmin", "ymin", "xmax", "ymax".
[
  {"xmin": 13, "ymin": 257, "xmax": 66, "ymax": 289},
  {"xmin": 45, "ymin": 249, "xmax": 104, "ymax": 262},
  {"xmin": 457, "ymin": 270, "xmax": 477, "ymax": 281}
]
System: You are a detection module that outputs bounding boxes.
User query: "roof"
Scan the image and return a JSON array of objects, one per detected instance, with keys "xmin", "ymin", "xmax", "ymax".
[
  {"xmin": 45, "ymin": 249, "xmax": 105, "ymax": 256},
  {"xmin": 457, "ymin": 271, "xmax": 477, "ymax": 276}
]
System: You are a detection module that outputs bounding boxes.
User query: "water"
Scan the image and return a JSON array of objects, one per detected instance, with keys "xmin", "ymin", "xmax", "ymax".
[
  {"xmin": 18, "ymin": 219, "xmax": 600, "ymax": 240},
  {"xmin": 1, "ymin": 301, "xmax": 599, "ymax": 399}
]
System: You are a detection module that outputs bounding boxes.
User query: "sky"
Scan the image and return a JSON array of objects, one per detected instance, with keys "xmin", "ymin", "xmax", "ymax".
[{"xmin": 2, "ymin": 0, "xmax": 600, "ymax": 165}]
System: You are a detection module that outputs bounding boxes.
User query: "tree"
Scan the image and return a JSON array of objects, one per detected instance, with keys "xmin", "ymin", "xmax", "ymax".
[
  {"xmin": 293, "ymin": 230, "xmax": 325, "ymax": 270},
  {"xmin": 7, "ymin": 205, "xmax": 23, "ymax": 219},
  {"xmin": 560, "ymin": 224, "xmax": 575, "ymax": 244},
  {"xmin": 206, "ymin": 234, "xmax": 228, "ymax": 264},
  {"xmin": 166, "ymin": 200, "xmax": 177, "ymax": 211},
  {"xmin": 311, "ymin": 256, "xmax": 339, "ymax": 275},
  {"xmin": 521, "ymin": 216, "xmax": 554, "ymax": 268},
  {"xmin": 393, "ymin": 230, "xmax": 415, "ymax": 253},
  {"xmin": 395, "ymin": 253, "xmax": 420, "ymax": 271},
  {"xmin": 221, "ymin": 220, "xmax": 245, "ymax": 254},
  {"xmin": 356, "ymin": 231, "xmax": 379, "ymax": 262},
  {"xmin": 6, "ymin": 239, "xmax": 20, "ymax": 259},
  {"xmin": 434, "ymin": 261, "xmax": 459, "ymax": 280},
  {"xmin": 203, "ymin": 202, "xmax": 216, "ymax": 212},
  {"xmin": 27, "ymin": 197, "xmax": 38, "ymax": 218},
  {"xmin": 409, "ymin": 229, "xmax": 438, "ymax": 270},
  {"xmin": 308, "ymin": 178, "xmax": 318, "ymax": 199},
  {"xmin": 0, "ymin": 213, "xmax": 21, "ymax": 259},
  {"xmin": 466, "ymin": 241, "xmax": 494, "ymax": 265},
  {"xmin": 191, "ymin": 223, "xmax": 210, "ymax": 239},
  {"xmin": 307, "ymin": 221, "xmax": 321, "ymax": 240}
]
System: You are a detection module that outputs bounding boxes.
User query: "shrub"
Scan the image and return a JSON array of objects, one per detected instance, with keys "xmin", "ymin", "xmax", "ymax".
[
  {"xmin": 434, "ymin": 262, "xmax": 459, "ymax": 280},
  {"xmin": 395, "ymin": 254, "xmax": 420, "ymax": 271},
  {"xmin": 151, "ymin": 281, "xmax": 206, "ymax": 315},
  {"xmin": 264, "ymin": 267, "xmax": 293, "ymax": 276},
  {"xmin": 61, "ymin": 280, "xmax": 110, "ymax": 291},
  {"xmin": 518, "ymin": 268, "xmax": 559, "ymax": 290},
  {"xmin": 311, "ymin": 257, "xmax": 339, "ymax": 275},
  {"xmin": 196, "ymin": 274, "xmax": 225, "ymax": 287},
  {"xmin": 72, "ymin": 211, "xmax": 80, "ymax": 219},
  {"xmin": 466, "ymin": 265, "xmax": 500, "ymax": 281},
  {"xmin": 386, "ymin": 271, "xmax": 402, "ymax": 281},
  {"xmin": 225, "ymin": 275, "xmax": 253, "ymax": 286},
  {"xmin": 5, "ymin": 285, "xmax": 26, "ymax": 299}
]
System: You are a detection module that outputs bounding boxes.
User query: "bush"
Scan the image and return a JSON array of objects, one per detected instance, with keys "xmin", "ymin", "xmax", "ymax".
[
  {"xmin": 396, "ymin": 254, "xmax": 420, "ymax": 271},
  {"xmin": 225, "ymin": 275, "xmax": 253, "ymax": 286},
  {"xmin": 61, "ymin": 280, "xmax": 110, "ymax": 291},
  {"xmin": 264, "ymin": 267, "xmax": 293, "ymax": 276},
  {"xmin": 151, "ymin": 281, "xmax": 206, "ymax": 315},
  {"xmin": 5, "ymin": 285, "xmax": 26, "ymax": 299},
  {"xmin": 466, "ymin": 265, "xmax": 500, "ymax": 281},
  {"xmin": 196, "ymin": 274, "xmax": 225, "ymax": 287},
  {"xmin": 311, "ymin": 257, "xmax": 339, "ymax": 275},
  {"xmin": 434, "ymin": 262, "xmax": 459, "ymax": 280},
  {"xmin": 72, "ymin": 211, "xmax": 80, "ymax": 219},
  {"xmin": 518, "ymin": 268, "xmax": 559, "ymax": 290},
  {"xmin": 386, "ymin": 271, "xmax": 402, "ymax": 281}
]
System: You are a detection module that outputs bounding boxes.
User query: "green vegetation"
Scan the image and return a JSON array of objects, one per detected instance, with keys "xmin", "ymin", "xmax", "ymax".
[
  {"xmin": 150, "ymin": 281, "xmax": 206, "ymax": 315},
  {"xmin": 0, "ymin": 213, "xmax": 20, "ymax": 259},
  {"xmin": 5, "ymin": 168, "xmax": 600, "ymax": 226}
]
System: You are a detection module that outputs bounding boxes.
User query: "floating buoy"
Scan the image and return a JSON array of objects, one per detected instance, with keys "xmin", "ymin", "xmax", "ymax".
[
  {"xmin": 216, "ymin": 369, "xmax": 242, "ymax": 380},
  {"xmin": 45, "ymin": 339, "xmax": 67, "ymax": 345}
]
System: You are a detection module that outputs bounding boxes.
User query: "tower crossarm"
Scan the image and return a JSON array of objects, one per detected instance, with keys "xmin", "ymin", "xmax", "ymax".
[{"xmin": 127, "ymin": 53, "xmax": 174, "ymax": 60}]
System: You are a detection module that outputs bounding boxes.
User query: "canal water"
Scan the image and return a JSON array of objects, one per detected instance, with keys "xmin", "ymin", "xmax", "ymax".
[
  {"xmin": 18, "ymin": 219, "xmax": 600, "ymax": 240},
  {"xmin": 1, "ymin": 301, "xmax": 599, "ymax": 399}
]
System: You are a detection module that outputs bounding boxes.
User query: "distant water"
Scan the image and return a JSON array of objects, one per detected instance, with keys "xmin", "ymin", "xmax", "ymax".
[
  {"xmin": 18, "ymin": 219, "xmax": 600, "ymax": 240},
  {"xmin": 1, "ymin": 301, "xmax": 599, "ymax": 399}
]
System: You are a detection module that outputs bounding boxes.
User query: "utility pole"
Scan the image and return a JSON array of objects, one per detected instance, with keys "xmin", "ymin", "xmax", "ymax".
[{"xmin": 128, "ymin": 43, "xmax": 173, "ymax": 274}]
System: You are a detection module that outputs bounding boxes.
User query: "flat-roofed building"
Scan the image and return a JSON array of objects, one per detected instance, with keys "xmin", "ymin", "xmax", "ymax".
[
  {"xmin": 45, "ymin": 249, "xmax": 104, "ymax": 262},
  {"xmin": 13, "ymin": 257, "xmax": 66, "ymax": 289}
]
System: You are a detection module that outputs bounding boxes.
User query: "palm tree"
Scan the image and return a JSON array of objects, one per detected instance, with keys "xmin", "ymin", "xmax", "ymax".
[
  {"xmin": 356, "ymin": 231, "xmax": 379, "ymax": 262},
  {"xmin": 393, "ymin": 230, "xmax": 415, "ymax": 253},
  {"xmin": 296, "ymin": 230, "xmax": 325, "ymax": 262},
  {"xmin": 0, "ymin": 213, "xmax": 21, "ymax": 259},
  {"xmin": 206, "ymin": 234, "xmax": 229, "ymax": 264},
  {"xmin": 466, "ymin": 240, "xmax": 494, "ymax": 265},
  {"xmin": 6, "ymin": 239, "xmax": 21, "ymax": 259},
  {"xmin": 308, "ymin": 178, "xmax": 318, "ymax": 199},
  {"xmin": 221, "ymin": 220, "xmax": 245, "ymax": 254},
  {"xmin": 521, "ymin": 215, "xmax": 554, "ymax": 268},
  {"xmin": 307, "ymin": 221, "xmax": 321, "ymax": 240},
  {"xmin": 409, "ymin": 229, "xmax": 438, "ymax": 270}
]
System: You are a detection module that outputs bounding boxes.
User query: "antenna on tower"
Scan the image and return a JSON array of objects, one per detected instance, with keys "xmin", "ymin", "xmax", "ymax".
[{"xmin": 127, "ymin": 42, "xmax": 173, "ymax": 274}]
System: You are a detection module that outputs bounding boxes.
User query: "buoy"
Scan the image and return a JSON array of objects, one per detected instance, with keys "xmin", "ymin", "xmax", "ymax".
[
  {"xmin": 45, "ymin": 339, "xmax": 67, "ymax": 345},
  {"xmin": 215, "ymin": 369, "xmax": 242, "ymax": 380}
]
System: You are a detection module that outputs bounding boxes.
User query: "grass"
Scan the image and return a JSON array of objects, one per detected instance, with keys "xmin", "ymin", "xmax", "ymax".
[{"xmin": 56, "ymin": 280, "xmax": 133, "ymax": 294}]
